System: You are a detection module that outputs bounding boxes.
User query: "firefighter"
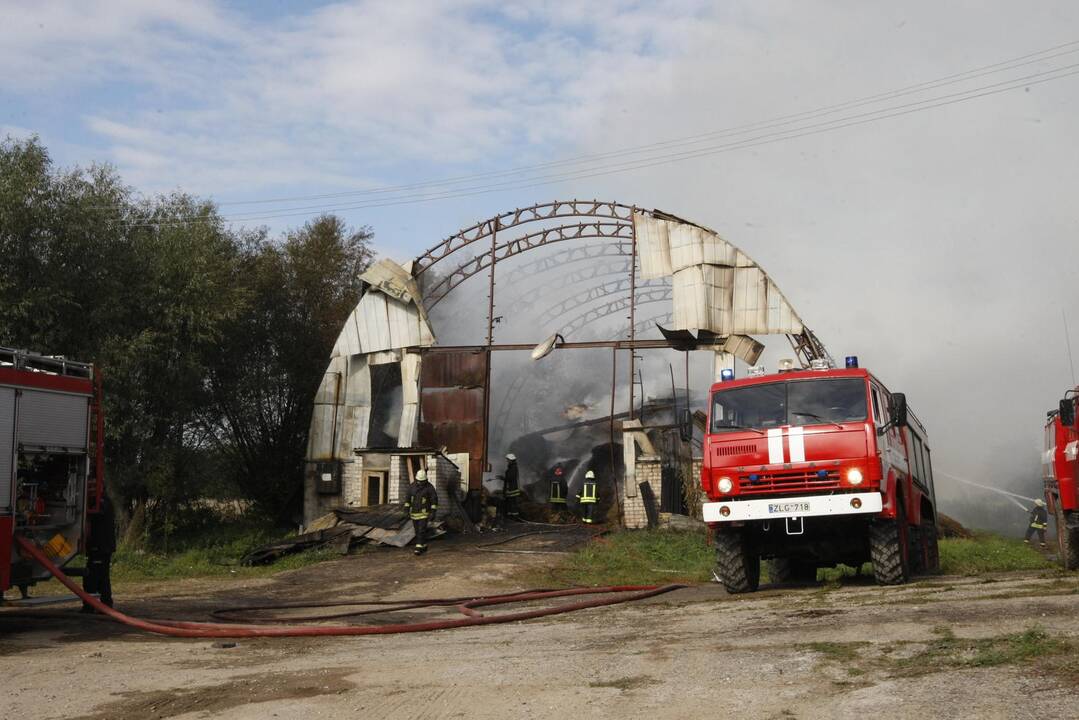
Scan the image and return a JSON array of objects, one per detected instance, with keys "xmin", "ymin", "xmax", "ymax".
[
  {"xmin": 576, "ymin": 470, "xmax": 598, "ymax": 524},
  {"xmin": 1024, "ymin": 498, "xmax": 1049, "ymax": 548},
  {"xmin": 503, "ymin": 453, "xmax": 521, "ymax": 520},
  {"xmin": 405, "ymin": 469, "xmax": 439, "ymax": 556},
  {"xmin": 549, "ymin": 463, "xmax": 568, "ymax": 511},
  {"xmin": 81, "ymin": 494, "xmax": 116, "ymax": 612}
]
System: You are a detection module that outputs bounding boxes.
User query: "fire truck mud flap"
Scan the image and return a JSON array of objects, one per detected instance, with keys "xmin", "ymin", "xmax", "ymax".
[{"xmin": 703, "ymin": 492, "xmax": 883, "ymax": 523}]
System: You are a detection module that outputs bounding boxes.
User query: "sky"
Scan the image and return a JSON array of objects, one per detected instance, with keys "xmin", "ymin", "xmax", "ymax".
[{"xmin": 4, "ymin": 0, "xmax": 1079, "ymax": 530}]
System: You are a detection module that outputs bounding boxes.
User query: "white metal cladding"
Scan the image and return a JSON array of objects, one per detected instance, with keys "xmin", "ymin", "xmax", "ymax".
[
  {"xmin": 634, "ymin": 210, "xmax": 673, "ymax": 280},
  {"xmin": 1, "ymin": 388, "xmax": 14, "ymax": 510},
  {"xmin": 634, "ymin": 210, "xmax": 804, "ymax": 335},
  {"xmin": 398, "ymin": 353, "xmax": 421, "ymax": 447},
  {"xmin": 17, "ymin": 389, "xmax": 89, "ymax": 450},
  {"xmin": 335, "ymin": 292, "xmax": 435, "ymax": 356}
]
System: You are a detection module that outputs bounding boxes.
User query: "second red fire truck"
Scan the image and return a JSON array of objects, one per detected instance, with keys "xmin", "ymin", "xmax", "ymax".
[
  {"xmin": 1042, "ymin": 390, "xmax": 1079, "ymax": 569},
  {"xmin": 1, "ymin": 347, "xmax": 104, "ymax": 599},
  {"xmin": 701, "ymin": 356, "xmax": 938, "ymax": 592}
]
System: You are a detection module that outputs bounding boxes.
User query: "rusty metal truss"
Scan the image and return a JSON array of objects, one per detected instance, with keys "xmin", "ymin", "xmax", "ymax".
[
  {"xmin": 504, "ymin": 260, "xmax": 635, "ymax": 316},
  {"xmin": 502, "ymin": 244, "xmax": 631, "ymax": 286},
  {"xmin": 423, "ymin": 221, "xmax": 634, "ymax": 309},
  {"xmin": 538, "ymin": 277, "xmax": 670, "ymax": 326},
  {"xmin": 414, "ymin": 200, "xmax": 635, "ymax": 275},
  {"xmin": 560, "ymin": 287, "xmax": 672, "ymax": 338}
]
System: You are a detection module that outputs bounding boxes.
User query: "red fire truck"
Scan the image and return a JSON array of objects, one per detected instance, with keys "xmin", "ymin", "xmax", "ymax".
[
  {"xmin": 701, "ymin": 357, "xmax": 939, "ymax": 592},
  {"xmin": 1042, "ymin": 391, "xmax": 1079, "ymax": 569},
  {"xmin": 1, "ymin": 347, "xmax": 104, "ymax": 598}
]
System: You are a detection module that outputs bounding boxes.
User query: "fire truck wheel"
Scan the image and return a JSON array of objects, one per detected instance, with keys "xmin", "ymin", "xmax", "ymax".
[
  {"xmin": 869, "ymin": 502, "xmax": 911, "ymax": 585},
  {"xmin": 1055, "ymin": 503, "xmax": 1079, "ymax": 571},
  {"xmin": 922, "ymin": 519, "xmax": 940, "ymax": 573},
  {"xmin": 715, "ymin": 531, "xmax": 760, "ymax": 593},
  {"xmin": 768, "ymin": 557, "xmax": 817, "ymax": 584}
]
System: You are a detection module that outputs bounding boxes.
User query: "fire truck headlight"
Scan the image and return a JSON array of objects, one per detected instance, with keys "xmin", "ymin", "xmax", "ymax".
[
  {"xmin": 717, "ymin": 476, "xmax": 734, "ymax": 494},
  {"xmin": 846, "ymin": 469, "xmax": 864, "ymax": 485}
]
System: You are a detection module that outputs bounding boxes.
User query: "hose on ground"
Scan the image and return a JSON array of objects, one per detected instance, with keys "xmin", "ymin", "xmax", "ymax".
[
  {"xmin": 14, "ymin": 535, "xmax": 685, "ymax": 639},
  {"xmin": 474, "ymin": 527, "xmax": 605, "ymax": 555}
]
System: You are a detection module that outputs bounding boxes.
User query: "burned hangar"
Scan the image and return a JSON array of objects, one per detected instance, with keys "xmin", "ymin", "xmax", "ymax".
[{"xmin": 303, "ymin": 201, "xmax": 826, "ymax": 528}]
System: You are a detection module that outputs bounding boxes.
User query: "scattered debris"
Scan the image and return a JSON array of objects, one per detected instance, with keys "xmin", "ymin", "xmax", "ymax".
[{"xmin": 243, "ymin": 504, "xmax": 448, "ymax": 565}]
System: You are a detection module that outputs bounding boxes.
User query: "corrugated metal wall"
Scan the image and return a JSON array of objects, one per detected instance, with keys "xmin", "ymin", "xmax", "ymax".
[
  {"xmin": 634, "ymin": 210, "xmax": 803, "ymax": 336},
  {"xmin": 418, "ymin": 351, "xmax": 488, "ymax": 489}
]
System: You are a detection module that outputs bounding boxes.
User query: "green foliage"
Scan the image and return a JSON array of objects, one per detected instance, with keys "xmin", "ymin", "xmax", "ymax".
[
  {"xmin": 0, "ymin": 136, "xmax": 374, "ymax": 531},
  {"xmin": 938, "ymin": 533, "xmax": 1054, "ymax": 575},
  {"xmin": 549, "ymin": 528, "xmax": 715, "ymax": 586}
]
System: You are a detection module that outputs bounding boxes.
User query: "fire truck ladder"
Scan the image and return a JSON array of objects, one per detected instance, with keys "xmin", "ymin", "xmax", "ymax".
[
  {"xmin": 0, "ymin": 347, "xmax": 92, "ymax": 379},
  {"xmin": 785, "ymin": 329, "xmax": 834, "ymax": 368}
]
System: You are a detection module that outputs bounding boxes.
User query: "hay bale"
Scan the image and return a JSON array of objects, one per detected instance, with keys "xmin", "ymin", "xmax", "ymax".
[{"xmin": 938, "ymin": 513, "xmax": 972, "ymax": 539}]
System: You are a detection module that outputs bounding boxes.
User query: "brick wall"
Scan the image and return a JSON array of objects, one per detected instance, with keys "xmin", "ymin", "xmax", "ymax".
[{"xmin": 622, "ymin": 456, "xmax": 663, "ymax": 529}]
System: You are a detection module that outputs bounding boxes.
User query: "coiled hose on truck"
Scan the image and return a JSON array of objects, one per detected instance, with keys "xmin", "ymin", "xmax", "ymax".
[{"xmin": 14, "ymin": 535, "xmax": 685, "ymax": 639}]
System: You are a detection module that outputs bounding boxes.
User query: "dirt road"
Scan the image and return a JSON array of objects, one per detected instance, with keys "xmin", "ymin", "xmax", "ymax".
[{"xmin": 2, "ymin": 531, "xmax": 1077, "ymax": 720}]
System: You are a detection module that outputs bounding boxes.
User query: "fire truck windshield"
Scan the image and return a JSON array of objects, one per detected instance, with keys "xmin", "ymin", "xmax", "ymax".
[{"xmin": 711, "ymin": 378, "xmax": 868, "ymax": 432}]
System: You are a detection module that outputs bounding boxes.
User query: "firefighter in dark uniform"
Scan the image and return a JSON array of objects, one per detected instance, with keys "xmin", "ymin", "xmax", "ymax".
[
  {"xmin": 82, "ymin": 494, "xmax": 115, "ymax": 612},
  {"xmin": 549, "ymin": 463, "xmax": 568, "ymax": 512},
  {"xmin": 577, "ymin": 470, "xmax": 598, "ymax": 524},
  {"xmin": 503, "ymin": 453, "xmax": 521, "ymax": 520},
  {"xmin": 1024, "ymin": 498, "xmax": 1049, "ymax": 548},
  {"xmin": 405, "ymin": 469, "xmax": 439, "ymax": 556}
]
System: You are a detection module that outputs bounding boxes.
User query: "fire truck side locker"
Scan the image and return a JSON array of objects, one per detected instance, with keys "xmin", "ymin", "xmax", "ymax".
[{"xmin": 1, "ymin": 386, "xmax": 14, "ymax": 590}]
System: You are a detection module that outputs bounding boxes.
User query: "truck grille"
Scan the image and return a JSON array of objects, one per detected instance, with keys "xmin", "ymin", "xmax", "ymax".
[
  {"xmin": 738, "ymin": 469, "xmax": 842, "ymax": 495},
  {"xmin": 716, "ymin": 444, "xmax": 756, "ymax": 457}
]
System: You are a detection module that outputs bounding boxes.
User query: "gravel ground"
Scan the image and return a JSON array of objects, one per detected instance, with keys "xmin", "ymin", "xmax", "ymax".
[{"xmin": 2, "ymin": 530, "xmax": 1077, "ymax": 720}]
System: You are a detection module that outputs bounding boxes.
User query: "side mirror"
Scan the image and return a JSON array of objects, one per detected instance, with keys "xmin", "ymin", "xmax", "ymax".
[
  {"xmin": 679, "ymin": 408, "xmax": 692, "ymax": 441},
  {"xmin": 891, "ymin": 393, "xmax": 909, "ymax": 428},
  {"xmin": 1060, "ymin": 398, "xmax": 1076, "ymax": 427}
]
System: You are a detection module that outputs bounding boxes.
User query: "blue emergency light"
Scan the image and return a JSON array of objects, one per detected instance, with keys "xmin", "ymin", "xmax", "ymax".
[
  {"xmin": 817, "ymin": 470, "xmax": 828, "ymax": 479},
  {"xmin": 845, "ymin": 356, "xmax": 859, "ymax": 368},
  {"xmin": 720, "ymin": 368, "xmax": 735, "ymax": 382}
]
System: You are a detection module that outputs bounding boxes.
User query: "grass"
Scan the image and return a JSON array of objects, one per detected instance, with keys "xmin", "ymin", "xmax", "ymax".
[
  {"xmin": 537, "ymin": 527, "xmax": 1058, "ymax": 589},
  {"xmin": 938, "ymin": 533, "xmax": 1055, "ymax": 575},
  {"xmin": 18, "ymin": 520, "xmax": 340, "ymax": 598},
  {"xmin": 544, "ymin": 529, "xmax": 715, "ymax": 586},
  {"xmin": 889, "ymin": 626, "xmax": 1072, "ymax": 676},
  {"xmin": 803, "ymin": 625, "xmax": 1075, "ymax": 684}
]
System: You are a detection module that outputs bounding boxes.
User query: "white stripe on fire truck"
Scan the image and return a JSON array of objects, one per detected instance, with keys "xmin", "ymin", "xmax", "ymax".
[
  {"xmin": 767, "ymin": 428, "xmax": 784, "ymax": 464},
  {"xmin": 788, "ymin": 426, "xmax": 806, "ymax": 463}
]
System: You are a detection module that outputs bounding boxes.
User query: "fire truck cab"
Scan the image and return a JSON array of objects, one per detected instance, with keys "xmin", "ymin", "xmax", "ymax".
[
  {"xmin": 701, "ymin": 357, "xmax": 938, "ymax": 592},
  {"xmin": 1, "ymin": 347, "xmax": 103, "ymax": 597},
  {"xmin": 1043, "ymin": 391, "xmax": 1079, "ymax": 569}
]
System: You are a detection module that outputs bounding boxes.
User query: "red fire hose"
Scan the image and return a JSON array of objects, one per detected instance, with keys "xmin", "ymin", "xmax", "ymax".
[{"xmin": 14, "ymin": 535, "xmax": 685, "ymax": 639}]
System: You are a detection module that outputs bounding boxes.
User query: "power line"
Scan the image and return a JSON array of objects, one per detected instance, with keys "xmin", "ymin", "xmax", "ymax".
[
  {"xmin": 119, "ymin": 63, "xmax": 1079, "ymax": 228},
  {"xmin": 197, "ymin": 39, "xmax": 1079, "ymax": 207},
  {"xmin": 90, "ymin": 37, "xmax": 1079, "ymax": 217}
]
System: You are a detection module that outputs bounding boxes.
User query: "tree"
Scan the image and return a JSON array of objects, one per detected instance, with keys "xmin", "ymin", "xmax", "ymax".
[{"xmin": 199, "ymin": 216, "xmax": 374, "ymax": 523}]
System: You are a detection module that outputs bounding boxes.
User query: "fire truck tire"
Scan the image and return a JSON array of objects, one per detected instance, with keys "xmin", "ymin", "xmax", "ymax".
[
  {"xmin": 1055, "ymin": 504, "xmax": 1079, "ymax": 571},
  {"xmin": 869, "ymin": 502, "xmax": 911, "ymax": 585},
  {"xmin": 922, "ymin": 519, "xmax": 940, "ymax": 573},
  {"xmin": 715, "ymin": 532, "xmax": 760, "ymax": 593},
  {"xmin": 768, "ymin": 558, "xmax": 817, "ymax": 584}
]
